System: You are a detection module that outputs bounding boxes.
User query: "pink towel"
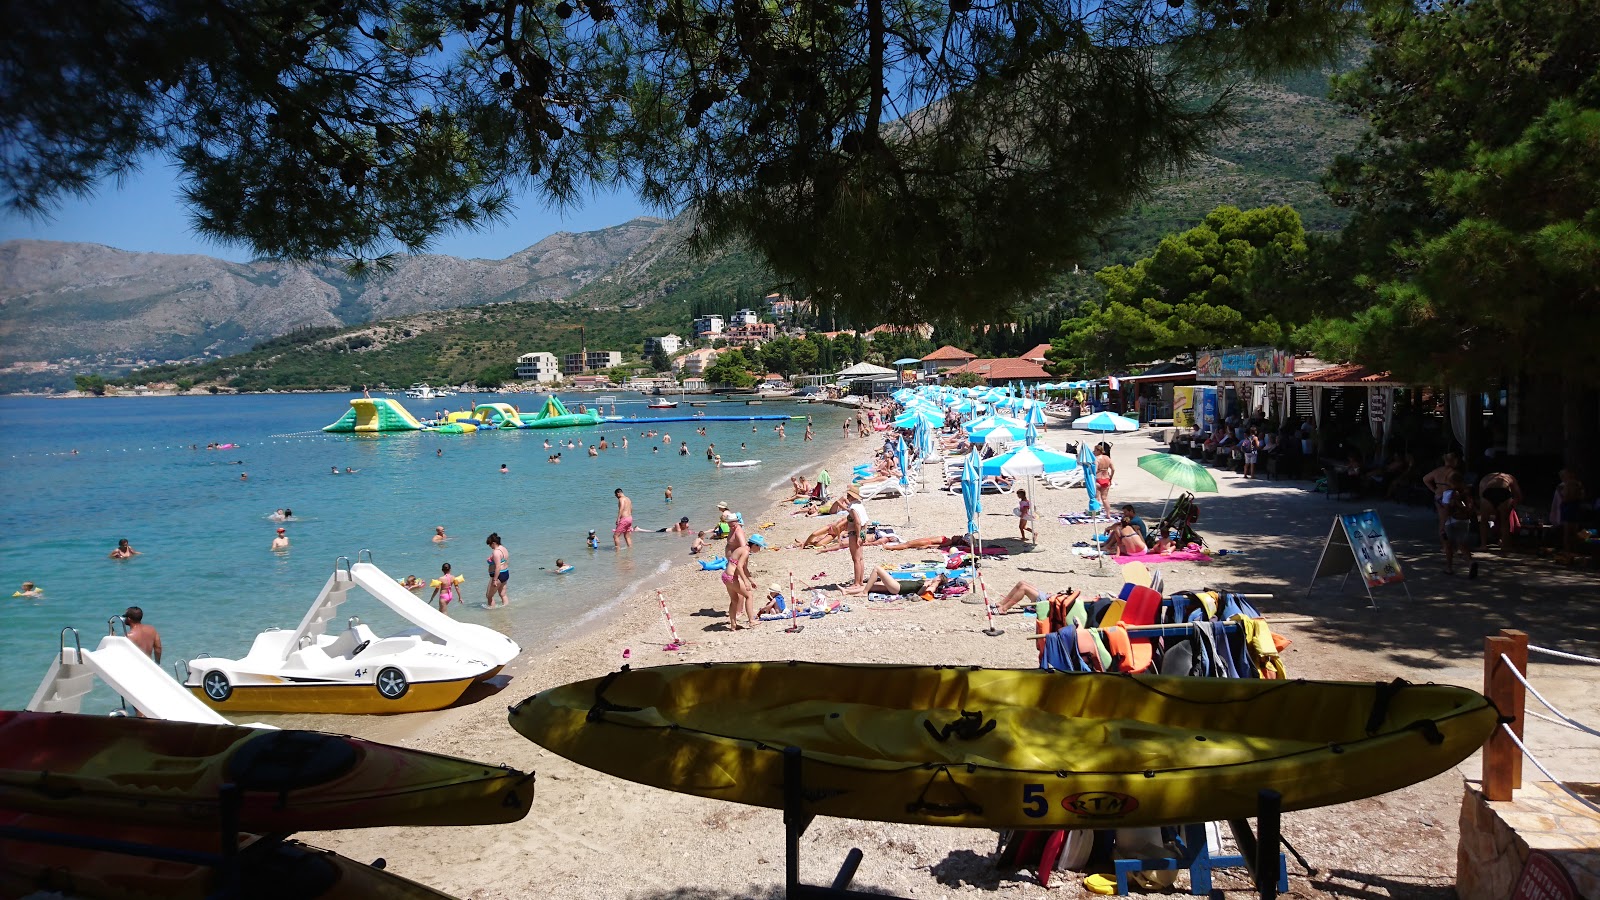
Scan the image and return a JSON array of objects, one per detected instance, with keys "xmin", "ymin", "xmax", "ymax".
[{"xmin": 1114, "ymin": 550, "xmax": 1210, "ymax": 564}]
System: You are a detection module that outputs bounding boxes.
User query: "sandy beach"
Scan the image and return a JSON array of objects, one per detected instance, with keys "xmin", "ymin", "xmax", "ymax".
[{"xmin": 304, "ymin": 420, "xmax": 1600, "ymax": 899}]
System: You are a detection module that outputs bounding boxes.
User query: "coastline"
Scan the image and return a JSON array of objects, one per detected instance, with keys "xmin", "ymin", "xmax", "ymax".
[{"xmin": 296, "ymin": 422, "xmax": 1600, "ymax": 899}]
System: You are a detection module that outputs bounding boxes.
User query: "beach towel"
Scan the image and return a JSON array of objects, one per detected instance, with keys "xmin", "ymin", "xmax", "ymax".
[
  {"xmin": 1113, "ymin": 549, "xmax": 1210, "ymax": 564},
  {"xmin": 1058, "ymin": 513, "xmax": 1117, "ymax": 526}
]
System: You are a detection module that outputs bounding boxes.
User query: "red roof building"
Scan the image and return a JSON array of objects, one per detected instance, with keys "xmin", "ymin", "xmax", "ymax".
[
  {"xmin": 919, "ymin": 345, "xmax": 976, "ymax": 375},
  {"xmin": 941, "ymin": 358, "xmax": 1052, "ymax": 385},
  {"xmin": 1020, "ymin": 343, "xmax": 1053, "ymax": 363}
]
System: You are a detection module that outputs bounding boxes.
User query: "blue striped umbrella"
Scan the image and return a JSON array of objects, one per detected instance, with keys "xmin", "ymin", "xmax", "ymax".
[
  {"xmin": 1026, "ymin": 418, "xmax": 1039, "ymax": 447},
  {"xmin": 897, "ymin": 437, "xmax": 910, "ymax": 487},
  {"xmin": 961, "ymin": 450, "xmax": 982, "ymax": 536}
]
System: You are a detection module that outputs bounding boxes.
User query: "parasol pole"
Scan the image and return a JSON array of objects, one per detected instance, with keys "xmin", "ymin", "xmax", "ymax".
[
  {"xmin": 656, "ymin": 590, "xmax": 683, "ymax": 651},
  {"xmin": 977, "ymin": 562, "xmax": 1003, "ymax": 637},
  {"xmin": 785, "ymin": 570, "xmax": 803, "ymax": 633}
]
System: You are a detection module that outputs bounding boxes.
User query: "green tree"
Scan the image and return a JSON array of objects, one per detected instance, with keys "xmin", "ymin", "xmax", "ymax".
[
  {"xmin": 73, "ymin": 374, "xmax": 107, "ymax": 396},
  {"xmin": 475, "ymin": 362, "xmax": 516, "ymax": 388},
  {"xmin": 1057, "ymin": 205, "xmax": 1311, "ymax": 371},
  {"xmin": 3, "ymin": 0, "xmax": 1361, "ymax": 322},
  {"xmin": 704, "ymin": 349, "xmax": 756, "ymax": 388},
  {"xmin": 945, "ymin": 371, "xmax": 985, "ymax": 388},
  {"xmin": 1303, "ymin": 0, "xmax": 1600, "ymax": 395},
  {"xmin": 649, "ymin": 349, "xmax": 672, "ymax": 373},
  {"xmin": 791, "ymin": 338, "xmax": 820, "ymax": 375}
]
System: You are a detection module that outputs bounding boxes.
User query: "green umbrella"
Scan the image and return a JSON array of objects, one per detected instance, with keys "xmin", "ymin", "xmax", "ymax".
[{"xmin": 1137, "ymin": 453, "xmax": 1218, "ymax": 519}]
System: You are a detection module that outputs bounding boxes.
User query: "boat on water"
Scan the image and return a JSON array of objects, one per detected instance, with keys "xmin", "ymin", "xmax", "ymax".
[
  {"xmin": 404, "ymin": 383, "xmax": 444, "ymax": 400},
  {"xmin": 180, "ymin": 553, "xmax": 520, "ymax": 714},
  {"xmin": 508, "ymin": 661, "xmax": 1498, "ymax": 830},
  {"xmin": 647, "ymin": 399, "xmax": 679, "ymax": 409}
]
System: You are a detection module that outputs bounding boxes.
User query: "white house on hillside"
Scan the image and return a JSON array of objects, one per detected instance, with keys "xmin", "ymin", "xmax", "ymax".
[
  {"xmin": 731, "ymin": 308, "xmax": 759, "ymax": 327},
  {"xmin": 674, "ymin": 347, "xmax": 722, "ymax": 375},
  {"xmin": 692, "ymin": 315, "xmax": 725, "ymax": 338},
  {"xmin": 645, "ymin": 334, "xmax": 683, "ymax": 355},
  {"xmin": 515, "ymin": 352, "xmax": 560, "ymax": 383}
]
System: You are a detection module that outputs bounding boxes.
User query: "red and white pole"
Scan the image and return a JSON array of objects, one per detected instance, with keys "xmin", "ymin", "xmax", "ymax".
[
  {"xmin": 657, "ymin": 590, "xmax": 682, "ymax": 650},
  {"xmin": 977, "ymin": 564, "xmax": 1003, "ymax": 637},
  {"xmin": 785, "ymin": 570, "xmax": 803, "ymax": 633}
]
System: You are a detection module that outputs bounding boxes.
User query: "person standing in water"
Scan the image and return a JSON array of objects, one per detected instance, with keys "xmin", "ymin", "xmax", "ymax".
[
  {"xmin": 271, "ymin": 527, "xmax": 289, "ymax": 551},
  {"xmin": 431, "ymin": 563, "xmax": 460, "ymax": 613},
  {"xmin": 433, "ymin": 526, "xmax": 448, "ymax": 543},
  {"xmin": 123, "ymin": 607, "xmax": 161, "ymax": 662},
  {"xmin": 484, "ymin": 534, "xmax": 510, "ymax": 607},
  {"xmin": 614, "ymin": 488, "xmax": 634, "ymax": 549},
  {"xmin": 665, "ymin": 485, "xmax": 673, "ymax": 503},
  {"xmin": 109, "ymin": 539, "xmax": 140, "ymax": 560}
]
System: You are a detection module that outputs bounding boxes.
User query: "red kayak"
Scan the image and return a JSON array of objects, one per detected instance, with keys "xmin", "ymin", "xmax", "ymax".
[{"xmin": 0, "ymin": 711, "xmax": 533, "ymax": 832}]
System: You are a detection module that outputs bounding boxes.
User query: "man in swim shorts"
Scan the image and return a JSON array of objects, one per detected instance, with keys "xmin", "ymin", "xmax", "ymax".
[
  {"xmin": 614, "ymin": 488, "xmax": 635, "ymax": 548},
  {"xmin": 271, "ymin": 527, "xmax": 289, "ymax": 551}
]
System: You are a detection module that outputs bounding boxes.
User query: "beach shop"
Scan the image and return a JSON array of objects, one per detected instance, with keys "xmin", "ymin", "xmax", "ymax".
[{"xmin": 1195, "ymin": 346, "xmax": 1297, "ymax": 427}]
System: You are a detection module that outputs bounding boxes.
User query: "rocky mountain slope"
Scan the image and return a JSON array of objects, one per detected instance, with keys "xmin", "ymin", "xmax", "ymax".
[{"xmin": 0, "ymin": 217, "xmax": 668, "ymax": 368}]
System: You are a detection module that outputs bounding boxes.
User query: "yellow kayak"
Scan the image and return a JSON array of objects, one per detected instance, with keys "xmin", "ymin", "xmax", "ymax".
[{"xmin": 508, "ymin": 662, "xmax": 1498, "ymax": 829}]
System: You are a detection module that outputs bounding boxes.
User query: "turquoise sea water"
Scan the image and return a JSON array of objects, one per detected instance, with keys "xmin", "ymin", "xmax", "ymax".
[{"xmin": 0, "ymin": 393, "xmax": 846, "ymax": 710}]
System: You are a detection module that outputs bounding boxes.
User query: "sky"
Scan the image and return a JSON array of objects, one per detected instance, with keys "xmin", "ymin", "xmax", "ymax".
[{"xmin": 0, "ymin": 156, "xmax": 654, "ymax": 262}]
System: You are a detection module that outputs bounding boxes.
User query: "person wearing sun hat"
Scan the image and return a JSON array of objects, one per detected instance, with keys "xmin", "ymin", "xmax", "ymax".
[
  {"xmin": 759, "ymin": 582, "xmax": 787, "ymax": 617},
  {"xmin": 271, "ymin": 527, "xmax": 289, "ymax": 551},
  {"xmin": 843, "ymin": 483, "xmax": 868, "ymax": 593}
]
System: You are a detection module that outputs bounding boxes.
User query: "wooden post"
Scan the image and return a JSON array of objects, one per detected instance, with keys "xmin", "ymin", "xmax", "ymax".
[
  {"xmin": 1482, "ymin": 633, "xmax": 1525, "ymax": 801},
  {"xmin": 1500, "ymin": 629, "xmax": 1529, "ymax": 788}
]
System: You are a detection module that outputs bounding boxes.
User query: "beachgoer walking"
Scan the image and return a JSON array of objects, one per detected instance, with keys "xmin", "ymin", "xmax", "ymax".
[
  {"xmin": 485, "ymin": 534, "xmax": 510, "ymax": 607},
  {"xmin": 721, "ymin": 514, "xmax": 754, "ymax": 629},
  {"xmin": 804, "ymin": 422, "xmax": 814, "ymax": 441},
  {"xmin": 109, "ymin": 539, "xmax": 140, "ymax": 560},
  {"xmin": 1443, "ymin": 473, "xmax": 1477, "ymax": 577},
  {"xmin": 431, "ymin": 563, "xmax": 460, "ymax": 612},
  {"xmin": 1422, "ymin": 452, "xmax": 1461, "ymax": 549},
  {"xmin": 614, "ymin": 488, "xmax": 634, "ymax": 548},
  {"xmin": 271, "ymin": 527, "xmax": 289, "ymax": 551},
  {"xmin": 1015, "ymin": 489, "xmax": 1035, "ymax": 543},
  {"xmin": 123, "ymin": 607, "xmax": 161, "ymax": 662}
]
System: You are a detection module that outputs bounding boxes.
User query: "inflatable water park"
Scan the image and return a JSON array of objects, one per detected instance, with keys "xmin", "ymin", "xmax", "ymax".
[{"xmin": 323, "ymin": 394, "xmax": 801, "ymax": 434}]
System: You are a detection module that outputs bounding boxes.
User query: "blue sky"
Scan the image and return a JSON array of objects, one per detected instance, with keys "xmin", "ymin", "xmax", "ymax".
[{"xmin": 0, "ymin": 157, "xmax": 654, "ymax": 261}]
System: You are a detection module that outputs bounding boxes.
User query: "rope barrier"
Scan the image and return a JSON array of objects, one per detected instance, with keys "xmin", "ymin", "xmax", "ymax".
[
  {"xmin": 1500, "ymin": 653, "xmax": 1600, "ymax": 739},
  {"xmin": 1498, "ymin": 723, "xmax": 1600, "ymax": 817},
  {"xmin": 1525, "ymin": 709, "xmax": 1600, "ymax": 737},
  {"xmin": 1528, "ymin": 645, "xmax": 1600, "ymax": 665}
]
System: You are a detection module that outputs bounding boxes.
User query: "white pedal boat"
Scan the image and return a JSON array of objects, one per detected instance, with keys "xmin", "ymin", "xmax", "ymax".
[{"xmin": 182, "ymin": 552, "xmax": 520, "ymax": 714}]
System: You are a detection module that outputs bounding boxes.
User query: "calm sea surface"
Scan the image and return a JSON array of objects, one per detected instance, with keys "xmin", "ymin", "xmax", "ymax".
[{"xmin": 0, "ymin": 392, "xmax": 846, "ymax": 710}]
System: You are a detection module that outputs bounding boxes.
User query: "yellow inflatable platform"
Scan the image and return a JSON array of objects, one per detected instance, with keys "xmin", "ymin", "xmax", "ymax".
[{"xmin": 508, "ymin": 662, "xmax": 1498, "ymax": 829}]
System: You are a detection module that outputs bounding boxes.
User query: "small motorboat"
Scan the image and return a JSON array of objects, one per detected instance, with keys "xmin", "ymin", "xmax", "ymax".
[
  {"xmin": 647, "ymin": 399, "xmax": 679, "ymax": 409},
  {"xmin": 182, "ymin": 553, "xmax": 519, "ymax": 714}
]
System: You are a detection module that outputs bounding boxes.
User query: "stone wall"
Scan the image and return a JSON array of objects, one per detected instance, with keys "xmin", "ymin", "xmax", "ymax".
[{"xmin": 1457, "ymin": 779, "xmax": 1600, "ymax": 899}]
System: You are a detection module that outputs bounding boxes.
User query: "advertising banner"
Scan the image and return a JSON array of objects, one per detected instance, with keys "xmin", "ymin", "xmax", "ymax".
[
  {"xmin": 1172, "ymin": 387, "xmax": 1196, "ymax": 429},
  {"xmin": 1198, "ymin": 386, "xmax": 1218, "ymax": 432},
  {"xmin": 1196, "ymin": 347, "xmax": 1296, "ymax": 382}
]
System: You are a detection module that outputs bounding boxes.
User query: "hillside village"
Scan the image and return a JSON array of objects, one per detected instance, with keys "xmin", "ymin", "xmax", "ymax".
[{"xmin": 503, "ymin": 294, "xmax": 1055, "ymax": 395}]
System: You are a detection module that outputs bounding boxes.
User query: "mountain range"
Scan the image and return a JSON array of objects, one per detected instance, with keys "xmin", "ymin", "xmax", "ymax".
[{"xmin": 0, "ymin": 52, "xmax": 1368, "ymax": 393}]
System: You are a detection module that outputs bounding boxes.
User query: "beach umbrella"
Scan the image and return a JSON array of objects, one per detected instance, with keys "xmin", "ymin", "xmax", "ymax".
[
  {"xmin": 1076, "ymin": 411, "xmax": 1139, "ymax": 433},
  {"xmin": 1019, "ymin": 400, "xmax": 1046, "ymax": 425},
  {"xmin": 961, "ymin": 450, "xmax": 982, "ymax": 538},
  {"xmin": 1026, "ymin": 418, "xmax": 1039, "ymax": 447},
  {"xmin": 897, "ymin": 436, "xmax": 912, "ymax": 523},
  {"xmin": 892, "ymin": 388, "xmax": 914, "ymax": 402},
  {"xmin": 894, "ymin": 410, "xmax": 942, "ymax": 430},
  {"xmin": 914, "ymin": 416, "xmax": 935, "ymax": 460},
  {"xmin": 966, "ymin": 414, "xmax": 1028, "ymax": 443},
  {"xmin": 1137, "ymin": 452, "xmax": 1219, "ymax": 519},
  {"xmin": 979, "ymin": 445, "xmax": 1079, "ymax": 478}
]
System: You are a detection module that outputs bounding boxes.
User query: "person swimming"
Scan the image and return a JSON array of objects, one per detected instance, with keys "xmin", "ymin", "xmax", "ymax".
[
  {"xmin": 551, "ymin": 559, "xmax": 574, "ymax": 574},
  {"xmin": 13, "ymin": 581, "xmax": 42, "ymax": 598}
]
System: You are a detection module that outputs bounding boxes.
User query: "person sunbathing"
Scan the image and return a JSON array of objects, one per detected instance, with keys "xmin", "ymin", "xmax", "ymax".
[
  {"xmin": 995, "ymin": 580, "xmax": 1079, "ymax": 614},
  {"xmin": 881, "ymin": 534, "xmax": 972, "ymax": 552},
  {"xmin": 787, "ymin": 475, "xmax": 813, "ymax": 500},
  {"xmin": 793, "ymin": 516, "xmax": 850, "ymax": 550},
  {"xmin": 860, "ymin": 523, "xmax": 902, "ymax": 546},
  {"xmin": 847, "ymin": 566, "xmax": 940, "ymax": 598}
]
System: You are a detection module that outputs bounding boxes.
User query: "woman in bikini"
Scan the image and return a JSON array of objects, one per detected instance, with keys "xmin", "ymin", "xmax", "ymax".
[{"xmin": 1094, "ymin": 443, "xmax": 1115, "ymax": 509}]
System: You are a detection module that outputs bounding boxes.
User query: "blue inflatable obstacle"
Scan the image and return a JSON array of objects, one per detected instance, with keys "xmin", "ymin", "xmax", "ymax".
[{"xmin": 604, "ymin": 414, "xmax": 801, "ymax": 423}]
